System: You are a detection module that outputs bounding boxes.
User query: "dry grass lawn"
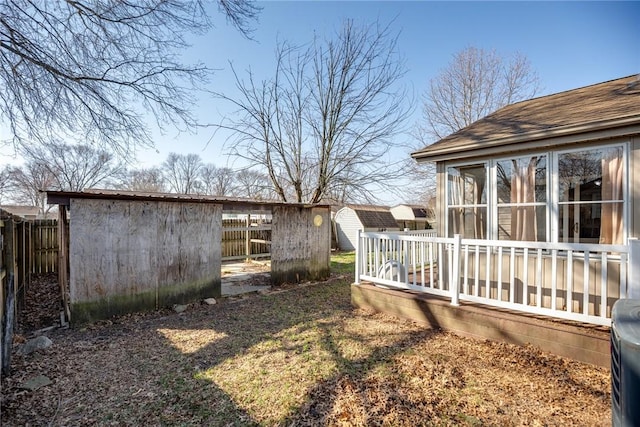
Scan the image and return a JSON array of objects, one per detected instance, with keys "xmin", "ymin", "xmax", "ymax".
[{"xmin": 1, "ymin": 254, "xmax": 611, "ymax": 426}]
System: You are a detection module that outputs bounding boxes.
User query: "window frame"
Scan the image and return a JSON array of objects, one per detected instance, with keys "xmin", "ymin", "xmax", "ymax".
[
  {"xmin": 552, "ymin": 143, "xmax": 628, "ymax": 245},
  {"xmin": 443, "ymin": 142, "xmax": 628, "ymax": 245},
  {"xmin": 445, "ymin": 162, "xmax": 489, "ymax": 239},
  {"xmin": 492, "ymin": 154, "xmax": 549, "ymax": 242}
]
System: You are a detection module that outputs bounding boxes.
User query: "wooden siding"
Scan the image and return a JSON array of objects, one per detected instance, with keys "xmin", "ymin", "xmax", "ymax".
[
  {"xmin": 271, "ymin": 206, "xmax": 331, "ymax": 284},
  {"xmin": 69, "ymin": 199, "xmax": 222, "ymax": 324}
]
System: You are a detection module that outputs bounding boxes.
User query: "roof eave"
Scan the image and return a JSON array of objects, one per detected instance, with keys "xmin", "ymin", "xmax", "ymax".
[{"xmin": 412, "ymin": 115, "xmax": 640, "ymax": 163}]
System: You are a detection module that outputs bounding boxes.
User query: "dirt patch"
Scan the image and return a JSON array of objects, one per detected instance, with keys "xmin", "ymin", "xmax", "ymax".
[{"xmin": 2, "ymin": 275, "xmax": 611, "ymax": 426}]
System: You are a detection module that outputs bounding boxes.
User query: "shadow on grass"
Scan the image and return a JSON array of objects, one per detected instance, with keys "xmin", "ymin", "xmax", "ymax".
[{"xmin": 148, "ymin": 277, "xmax": 445, "ymax": 425}]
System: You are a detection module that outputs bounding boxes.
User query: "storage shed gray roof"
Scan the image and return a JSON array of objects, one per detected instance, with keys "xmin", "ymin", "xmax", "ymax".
[
  {"xmin": 412, "ymin": 74, "xmax": 640, "ymax": 162},
  {"xmin": 353, "ymin": 207, "xmax": 398, "ymax": 229}
]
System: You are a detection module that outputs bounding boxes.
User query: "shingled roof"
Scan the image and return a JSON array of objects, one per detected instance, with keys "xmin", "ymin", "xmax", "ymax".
[
  {"xmin": 351, "ymin": 206, "xmax": 398, "ymax": 229},
  {"xmin": 412, "ymin": 74, "xmax": 640, "ymax": 162}
]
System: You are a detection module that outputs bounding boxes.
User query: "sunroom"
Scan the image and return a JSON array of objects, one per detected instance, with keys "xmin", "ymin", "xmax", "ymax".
[{"xmin": 353, "ymin": 75, "xmax": 640, "ymax": 329}]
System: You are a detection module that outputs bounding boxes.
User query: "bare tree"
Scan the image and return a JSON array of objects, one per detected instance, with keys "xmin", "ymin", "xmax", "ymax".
[
  {"xmin": 4, "ymin": 161, "xmax": 56, "ymax": 213},
  {"xmin": 21, "ymin": 141, "xmax": 125, "ymax": 191},
  {"xmin": 0, "ymin": 165, "xmax": 11, "ymax": 204},
  {"xmin": 235, "ymin": 169, "xmax": 275, "ymax": 200},
  {"xmin": 162, "ymin": 152, "xmax": 203, "ymax": 194},
  {"xmin": 419, "ymin": 46, "xmax": 541, "ymax": 142},
  {"xmin": 410, "ymin": 46, "xmax": 541, "ymax": 201},
  {"xmin": 217, "ymin": 19, "xmax": 411, "ymax": 204},
  {"xmin": 199, "ymin": 164, "xmax": 237, "ymax": 196},
  {"xmin": 0, "ymin": 0, "xmax": 260, "ymax": 155},
  {"xmin": 121, "ymin": 167, "xmax": 167, "ymax": 193}
]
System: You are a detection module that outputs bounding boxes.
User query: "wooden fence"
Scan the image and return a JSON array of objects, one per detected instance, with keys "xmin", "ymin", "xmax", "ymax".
[
  {"xmin": 222, "ymin": 217, "xmax": 272, "ymax": 261},
  {"xmin": 1, "ymin": 212, "xmax": 59, "ymax": 375}
]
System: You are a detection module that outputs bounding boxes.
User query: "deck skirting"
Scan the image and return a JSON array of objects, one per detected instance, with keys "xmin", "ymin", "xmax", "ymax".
[{"xmin": 351, "ymin": 282, "xmax": 611, "ymax": 368}]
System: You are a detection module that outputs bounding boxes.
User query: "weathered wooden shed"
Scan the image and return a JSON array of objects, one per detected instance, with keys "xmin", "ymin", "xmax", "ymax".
[
  {"xmin": 47, "ymin": 190, "xmax": 331, "ymax": 324},
  {"xmin": 334, "ymin": 205, "xmax": 399, "ymax": 251}
]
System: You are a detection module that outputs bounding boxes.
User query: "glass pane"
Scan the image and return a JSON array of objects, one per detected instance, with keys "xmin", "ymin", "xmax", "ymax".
[
  {"xmin": 496, "ymin": 156, "xmax": 546, "ymax": 204},
  {"xmin": 558, "ymin": 147, "xmax": 623, "ymax": 203},
  {"xmin": 447, "ymin": 164, "xmax": 486, "ymax": 205},
  {"xmin": 448, "ymin": 207, "xmax": 486, "ymax": 239},
  {"xmin": 497, "ymin": 206, "xmax": 546, "ymax": 241},
  {"xmin": 558, "ymin": 202, "xmax": 623, "ymax": 244}
]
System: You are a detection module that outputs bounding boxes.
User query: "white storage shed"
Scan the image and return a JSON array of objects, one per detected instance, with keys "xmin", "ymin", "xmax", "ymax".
[{"xmin": 334, "ymin": 205, "xmax": 399, "ymax": 251}]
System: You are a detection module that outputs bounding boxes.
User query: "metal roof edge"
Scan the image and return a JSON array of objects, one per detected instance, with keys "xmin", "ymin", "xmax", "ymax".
[{"xmin": 45, "ymin": 190, "xmax": 331, "ymax": 210}]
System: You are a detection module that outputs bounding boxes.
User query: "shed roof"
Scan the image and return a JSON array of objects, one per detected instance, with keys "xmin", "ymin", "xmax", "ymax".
[
  {"xmin": 0, "ymin": 205, "xmax": 40, "ymax": 218},
  {"xmin": 46, "ymin": 189, "xmax": 329, "ymax": 212},
  {"xmin": 349, "ymin": 206, "xmax": 398, "ymax": 229},
  {"xmin": 412, "ymin": 74, "xmax": 640, "ymax": 162},
  {"xmin": 390, "ymin": 204, "xmax": 430, "ymax": 220}
]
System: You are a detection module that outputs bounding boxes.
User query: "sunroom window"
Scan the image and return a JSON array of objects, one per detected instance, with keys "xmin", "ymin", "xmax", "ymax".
[
  {"xmin": 447, "ymin": 164, "xmax": 487, "ymax": 238},
  {"xmin": 558, "ymin": 146, "xmax": 624, "ymax": 244},
  {"xmin": 496, "ymin": 156, "xmax": 547, "ymax": 241}
]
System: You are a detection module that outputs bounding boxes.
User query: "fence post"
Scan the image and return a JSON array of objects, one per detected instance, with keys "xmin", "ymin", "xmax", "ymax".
[
  {"xmin": 245, "ymin": 214, "xmax": 251, "ymax": 262},
  {"xmin": 355, "ymin": 229, "xmax": 361, "ymax": 284},
  {"xmin": 450, "ymin": 234, "xmax": 461, "ymax": 306},
  {"xmin": 628, "ymin": 238, "xmax": 640, "ymax": 299}
]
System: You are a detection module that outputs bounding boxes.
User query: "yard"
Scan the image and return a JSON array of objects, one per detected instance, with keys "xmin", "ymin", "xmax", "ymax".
[{"xmin": 2, "ymin": 253, "xmax": 611, "ymax": 426}]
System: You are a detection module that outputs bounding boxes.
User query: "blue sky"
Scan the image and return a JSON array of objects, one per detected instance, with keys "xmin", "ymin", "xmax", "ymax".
[
  {"xmin": 2, "ymin": 1, "xmax": 639, "ymax": 203},
  {"xmin": 138, "ymin": 1, "xmax": 639, "ymax": 172}
]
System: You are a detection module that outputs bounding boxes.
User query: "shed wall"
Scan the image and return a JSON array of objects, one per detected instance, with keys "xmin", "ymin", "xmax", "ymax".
[
  {"xmin": 69, "ymin": 199, "xmax": 222, "ymax": 324},
  {"xmin": 271, "ymin": 206, "xmax": 331, "ymax": 284},
  {"xmin": 334, "ymin": 207, "xmax": 362, "ymax": 251}
]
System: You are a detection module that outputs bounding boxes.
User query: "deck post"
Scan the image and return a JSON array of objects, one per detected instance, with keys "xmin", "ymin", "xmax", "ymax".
[
  {"xmin": 354, "ymin": 229, "xmax": 361, "ymax": 284},
  {"xmin": 628, "ymin": 238, "xmax": 640, "ymax": 299},
  {"xmin": 450, "ymin": 234, "xmax": 461, "ymax": 306}
]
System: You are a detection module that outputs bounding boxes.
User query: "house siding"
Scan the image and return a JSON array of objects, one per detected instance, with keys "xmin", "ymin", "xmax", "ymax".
[{"xmin": 631, "ymin": 135, "xmax": 640, "ymax": 239}]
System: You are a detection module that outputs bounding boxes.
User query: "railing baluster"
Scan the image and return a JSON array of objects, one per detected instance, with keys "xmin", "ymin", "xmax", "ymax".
[
  {"xmin": 474, "ymin": 245, "xmax": 480, "ymax": 297},
  {"xmin": 567, "ymin": 250, "xmax": 573, "ymax": 313},
  {"xmin": 583, "ymin": 252, "xmax": 590, "ymax": 315},
  {"xmin": 411, "ymin": 240, "xmax": 416, "ymax": 286},
  {"xmin": 464, "ymin": 244, "xmax": 469, "ymax": 295},
  {"xmin": 404, "ymin": 239, "xmax": 410, "ymax": 285},
  {"xmin": 601, "ymin": 252, "xmax": 608, "ymax": 318},
  {"xmin": 429, "ymin": 241, "xmax": 435, "ymax": 288},
  {"xmin": 509, "ymin": 247, "xmax": 515, "ymax": 303},
  {"xmin": 420, "ymin": 241, "xmax": 426, "ymax": 288},
  {"xmin": 438, "ymin": 242, "xmax": 444, "ymax": 290},
  {"xmin": 523, "ymin": 248, "xmax": 529, "ymax": 306},
  {"xmin": 536, "ymin": 249, "xmax": 542, "ymax": 308},
  {"xmin": 620, "ymin": 252, "xmax": 628, "ymax": 299},
  {"xmin": 551, "ymin": 249, "xmax": 558, "ymax": 311},
  {"xmin": 497, "ymin": 246, "xmax": 503, "ymax": 301},
  {"xmin": 485, "ymin": 244, "xmax": 491, "ymax": 299}
]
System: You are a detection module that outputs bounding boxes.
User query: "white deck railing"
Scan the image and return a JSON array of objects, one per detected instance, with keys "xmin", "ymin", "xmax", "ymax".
[{"xmin": 356, "ymin": 231, "xmax": 640, "ymax": 326}]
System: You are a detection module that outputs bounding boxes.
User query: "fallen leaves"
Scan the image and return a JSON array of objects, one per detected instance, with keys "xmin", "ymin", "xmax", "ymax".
[{"xmin": 1, "ymin": 273, "xmax": 611, "ymax": 426}]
